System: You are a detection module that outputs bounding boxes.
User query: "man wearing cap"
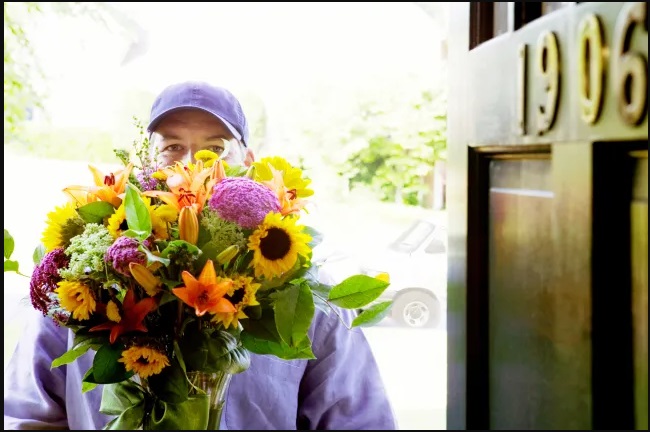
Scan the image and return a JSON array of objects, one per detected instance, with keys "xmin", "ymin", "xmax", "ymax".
[{"xmin": 4, "ymin": 81, "xmax": 398, "ymax": 430}]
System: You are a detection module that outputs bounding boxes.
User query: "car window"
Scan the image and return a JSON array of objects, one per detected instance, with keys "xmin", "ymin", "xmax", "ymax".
[
  {"xmin": 389, "ymin": 221, "xmax": 436, "ymax": 253},
  {"xmin": 424, "ymin": 237, "xmax": 446, "ymax": 254}
]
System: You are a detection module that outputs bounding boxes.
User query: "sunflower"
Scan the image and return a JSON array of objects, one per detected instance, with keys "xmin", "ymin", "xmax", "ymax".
[
  {"xmin": 211, "ymin": 275, "xmax": 261, "ymax": 329},
  {"xmin": 248, "ymin": 212, "xmax": 312, "ymax": 279},
  {"xmin": 41, "ymin": 202, "xmax": 86, "ymax": 252},
  {"xmin": 106, "ymin": 205, "xmax": 128, "ymax": 239},
  {"xmin": 119, "ymin": 346, "xmax": 170, "ymax": 379},
  {"xmin": 107, "ymin": 199, "xmax": 178, "ymax": 240},
  {"xmin": 55, "ymin": 280, "xmax": 97, "ymax": 321}
]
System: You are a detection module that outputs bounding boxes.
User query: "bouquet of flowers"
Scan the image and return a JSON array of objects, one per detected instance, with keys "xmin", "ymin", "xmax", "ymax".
[{"xmin": 3, "ymin": 125, "xmax": 393, "ymax": 430}]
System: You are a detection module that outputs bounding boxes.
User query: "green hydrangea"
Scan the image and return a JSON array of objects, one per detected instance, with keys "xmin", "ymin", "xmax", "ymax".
[
  {"xmin": 200, "ymin": 209, "xmax": 247, "ymax": 255},
  {"xmin": 59, "ymin": 223, "xmax": 114, "ymax": 281}
]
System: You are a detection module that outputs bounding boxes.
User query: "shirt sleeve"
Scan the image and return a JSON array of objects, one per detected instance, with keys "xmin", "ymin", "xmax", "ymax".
[
  {"xmin": 297, "ymin": 269, "xmax": 398, "ymax": 430},
  {"xmin": 4, "ymin": 310, "xmax": 69, "ymax": 430}
]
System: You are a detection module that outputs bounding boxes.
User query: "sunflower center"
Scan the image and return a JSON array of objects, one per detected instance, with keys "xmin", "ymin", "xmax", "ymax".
[
  {"xmin": 226, "ymin": 287, "xmax": 245, "ymax": 306},
  {"xmin": 197, "ymin": 290, "xmax": 210, "ymax": 305},
  {"xmin": 119, "ymin": 219, "xmax": 129, "ymax": 231},
  {"xmin": 61, "ymin": 218, "xmax": 86, "ymax": 245},
  {"xmin": 137, "ymin": 356, "xmax": 150, "ymax": 365},
  {"xmin": 259, "ymin": 228, "xmax": 292, "ymax": 261}
]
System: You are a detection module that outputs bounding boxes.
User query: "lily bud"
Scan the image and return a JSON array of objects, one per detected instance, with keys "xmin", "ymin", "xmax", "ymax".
[
  {"xmin": 179, "ymin": 206, "xmax": 199, "ymax": 245},
  {"xmin": 129, "ymin": 262, "xmax": 162, "ymax": 296},
  {"xmin": 216, "ymin": 245, "xmax": 240, "ymax": 266},
  {"xmin": 245, "ymin": 165, "xmax": 256, "ymax": 179},
  {"xmin": 212, "ymin": 159, "xmax": 227, "ymax": 183}
]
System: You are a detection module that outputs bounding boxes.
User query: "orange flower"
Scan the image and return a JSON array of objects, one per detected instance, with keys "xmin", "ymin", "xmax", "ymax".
[
  {"xmin": 262, "ymin": 166, "xmax": 308, "ymax": 216},
  {"xmin": 172, "ymin": 260, "xmax": 236, "ymax": 317},
  {"xmin": 144, "ymin": 160, "xmax": 217, "ymax": 214},
  {"xmin": 89, "ymin": 290, "xmax": 157, "ymax": 344},
  {"xmin": 64, "ymin": 163, "xmax": 134, "ymax": 208}
]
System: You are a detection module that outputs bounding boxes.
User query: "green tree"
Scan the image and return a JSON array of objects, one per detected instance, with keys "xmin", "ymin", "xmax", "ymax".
[
  {"xmin": 4, "ymin": 2, "xmax": 130, "ymax": 144},
  {"xmin": 338, "ymin": 88, "xmax": 447, "ymax": 207}
]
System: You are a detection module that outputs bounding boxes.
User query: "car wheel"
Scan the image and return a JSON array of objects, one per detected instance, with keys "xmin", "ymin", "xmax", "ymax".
[{"xmin": 392, "ymin": 291, "xmax": 441, "ymax": 328}]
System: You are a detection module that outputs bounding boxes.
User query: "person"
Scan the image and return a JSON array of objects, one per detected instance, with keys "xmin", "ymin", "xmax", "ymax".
[{"xmin": 4, "ymin": 81, "xmax": 398, "ymax": 430}]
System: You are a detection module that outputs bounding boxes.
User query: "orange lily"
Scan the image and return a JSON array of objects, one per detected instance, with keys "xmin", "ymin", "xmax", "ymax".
[
  {"xmin": 172, "ymin": 259, "xmax": 236, "ymax": 317},
  {"xmin": 89, "ymin": 290, "xmax": 157, "ymax": 344},
  {"xmin": 143, "ymin": 160, "xmax": 217, "ymax": 214},
  {"xmin": 64, "ymin": 163, "xmax": 134, "ymax": 208},
  {"xmin": 262, "ymin": 166, "xmax": 308, "ymax": 216}
]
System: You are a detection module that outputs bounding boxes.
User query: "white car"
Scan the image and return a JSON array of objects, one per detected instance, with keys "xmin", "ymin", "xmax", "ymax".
[{"xmin": 358, "ymin": 219, "xmax": 447, "ymax": 328}]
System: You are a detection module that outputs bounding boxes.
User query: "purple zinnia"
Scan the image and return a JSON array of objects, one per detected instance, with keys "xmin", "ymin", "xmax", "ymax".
[
  {"xmin": 30, "ymin": 248, "xmax": 69, "ymax": 316},
  {"xmin": 104, "ymin": 236, "xmax": 147, "ymax": 277},
  {"xmin": 136, "ymin": 167, "xmax": 160, "ymax": 192},
  {"xmin": 208, "ymin": 177, "xmax": 281, "ymax": 229}
]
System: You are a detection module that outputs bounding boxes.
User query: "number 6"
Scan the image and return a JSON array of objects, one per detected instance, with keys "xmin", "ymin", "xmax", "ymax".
[{"xmin": 613, "ymin": 2, "xmax": 648, "ymax": 126}]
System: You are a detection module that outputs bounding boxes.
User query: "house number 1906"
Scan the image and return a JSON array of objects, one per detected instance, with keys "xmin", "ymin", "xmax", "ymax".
[{"xmin": 517, "ymin": 2, "xmax": 648, "ymax": 136}]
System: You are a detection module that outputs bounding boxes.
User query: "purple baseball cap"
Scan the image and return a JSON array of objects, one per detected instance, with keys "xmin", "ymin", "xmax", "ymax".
[{"xmin": 147, "ymin": 81, "xmax": 249, "ymax": 147}]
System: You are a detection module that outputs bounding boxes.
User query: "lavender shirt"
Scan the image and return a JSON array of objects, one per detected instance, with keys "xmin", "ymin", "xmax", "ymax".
[{"xmin": 4, "ymin": 305, "xmax": 397, "ymax": 430}]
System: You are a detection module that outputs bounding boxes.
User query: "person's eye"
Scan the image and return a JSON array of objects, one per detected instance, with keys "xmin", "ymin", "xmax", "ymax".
[
  {"xmin": 162, "ymin": 144, "xmax": 184, "ymax": 153},
  {"xmin": 206, "ymin": 145, "xmax": 225, "ymax": 155}
]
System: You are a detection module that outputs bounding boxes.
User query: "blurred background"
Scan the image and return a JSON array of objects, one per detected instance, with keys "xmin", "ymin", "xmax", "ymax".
[{"xmin": 4, "ymin": 2, "xmax": 450, "ymax": 429}]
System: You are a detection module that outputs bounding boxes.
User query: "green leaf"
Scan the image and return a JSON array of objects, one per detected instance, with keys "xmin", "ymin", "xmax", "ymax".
[
  {"xmin": 51, "ymin": 334, "xmax": 105, "ymax": 369},
  {"xmin": 82, "ymin": 381, "xmax": 98, "ymax": 393},
  {"xmin": 139, "ymin": 244, "xmax": 170, "ymax": 267},
  {"xmin": 160, "ymin": 240, "xmax": 201, "ymax": 259},
  {"xmin": 303, "ymin": 226, "xmax": 323, "ymax": 249},
  {"xmin": 179, "ymin": 323, "xmax": 250, "ymax": 374},
  {"xmin": 33, "ymin": 244, "xmax": 46, "ymax": 265},
  {"xmin": 124, "ymin": 183, "xmax": 152, "ymax": 238},
  {"xmin": 158, "ymin": 291, "xmax": 178, "ymax": 307},
  {"xmin": 328, "ymin": 274, "xmax": 390, "ymax": 309},
  {"xmin": 77, "ymin": 201, "xmax": 115, "ymax": 224},
  {"xmin": 240, "ymin": 332, "xmax": 315, "ymax": 360},
  {"xmin": 272, "ymin": 284, "xmax": 314, "ymax": 348},
  {"xmin": 92, "ymin": 343, "xmax": 134, "ymax": 384},
  {"xmin": 121, "ymin": 229, "xmax": 150, "ymax": 241},
  {"xmin": 4, "ymin": 229, "xmax": 15, "ymax": 259},
  {"xmin": 147, "ymin": 358, "xmax": 189, "ymax": 404},
  {"xmin": 351, "ymin": 301, "xmax": 393, "ymax": 327},
  {"xmin": 241, "ymin": 308, "xmax": 283, "ymax": 343},
  {"xmin": 4, "ymin": 260, "xmax": 19, "ymax": 273},
  {"xmin": 194, "ymin": 241, "xmax": 220, "ymax": 271},
  {"xmin": 173, "ymin": 341, "xmax": 187, "ymax": 374},
  {"xmin": 310, "ymin": 283, "xmax": 332, "ymax": 315},
  {"xmin": 82, "ymin": 367, "xmax": 98, "ymax": 393}
]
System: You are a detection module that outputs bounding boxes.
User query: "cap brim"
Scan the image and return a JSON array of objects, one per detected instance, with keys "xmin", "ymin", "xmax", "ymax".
[{"xmin": 147, "ymin": 106, "xmax": 243, "ymax": 142}]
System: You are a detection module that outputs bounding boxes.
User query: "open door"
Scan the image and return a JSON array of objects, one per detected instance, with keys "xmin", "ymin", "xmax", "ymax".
[{"xmin": 446, "ymin": 2, "xmax": 648, "ymax": 429}]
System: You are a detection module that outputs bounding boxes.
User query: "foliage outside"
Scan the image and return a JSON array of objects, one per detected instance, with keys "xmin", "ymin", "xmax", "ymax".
[{"xmin": 337, "ymin": 89, "xmax": 447, "ymax": 207}]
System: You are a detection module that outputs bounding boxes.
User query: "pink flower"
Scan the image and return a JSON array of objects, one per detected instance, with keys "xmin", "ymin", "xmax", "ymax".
[{"xmin": 208, "ymin": 177, "xmax": 281, "ymax": 229}]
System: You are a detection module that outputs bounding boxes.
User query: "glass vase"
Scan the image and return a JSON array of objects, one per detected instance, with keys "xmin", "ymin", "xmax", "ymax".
[{"xmin": 187, "ymin": 371, "xmax": 232, "ymax": 430}]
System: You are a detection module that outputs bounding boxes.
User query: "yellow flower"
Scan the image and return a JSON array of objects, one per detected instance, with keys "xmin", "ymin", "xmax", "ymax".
[
  {"xmin": 106, "ymin": 205, "xmax": 127, "ymax": 239},
  {"xmin": 41, "ymin": 202, "xmax": 85, "ymax": 252},
  {"xmin": 194, "ymin": 149, "xmax": 220, "ymax": 167},
  {"xmin": 106, "ymin": 300, "xmax": 121, "ymax": 323},
  {"xmin": 107, "ymin": 198, "xmax": 178, "ymax": 240},
  {"xmin": 248, "ymin": 212, "xmax": 312, "ymax": 279},
  {"xmin": 252, "ymin": 156, "xmax": 314, "ymax": 198},
  {"xmin": 119, "ymin": 346, "xmax": 170, "ymax": 379},
  {"xmin": 211, "ymin": 275, "xmax": 261, "ymax": 329},
  {"xmin": 56, "ymin": 280, "xmax": 96, "ymax": 321}
]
